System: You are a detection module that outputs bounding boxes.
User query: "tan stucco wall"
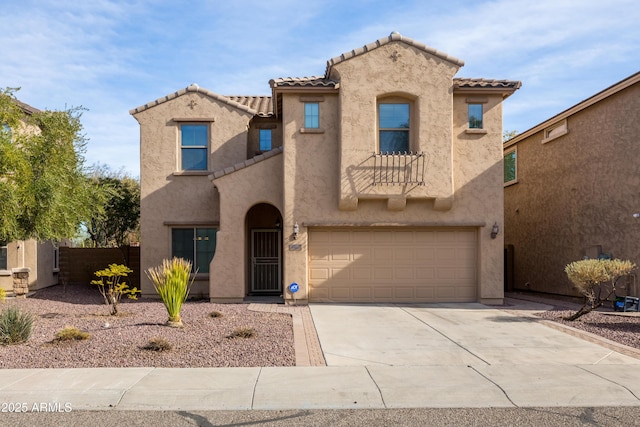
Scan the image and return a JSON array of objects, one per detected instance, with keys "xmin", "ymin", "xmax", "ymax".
[
  {"xmin": 329, "ymin": 42, "xmax": 460, "ymax": 204},
  {"xmin": 133, "ymin": 91, "xmax": 254, "ymax": 297},
  {"xmin": 504, "ymin": 81, "xmax": 640, "ymax": 297},
  {"xmin": 210, "ymin": 154, "xmax": 283, "ymax": 302}
]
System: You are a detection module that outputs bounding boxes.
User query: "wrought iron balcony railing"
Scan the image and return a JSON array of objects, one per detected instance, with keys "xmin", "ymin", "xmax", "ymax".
[{"xmin": 372, "ymin": 152, "xmax": 426, "ymax": 186}]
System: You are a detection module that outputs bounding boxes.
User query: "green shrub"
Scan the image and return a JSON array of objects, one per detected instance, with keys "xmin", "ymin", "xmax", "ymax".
[
  {"xmin": 0, "ymin": 306, "xmax": 35, "ymax": 345},
  {"xmin": 91, "ymin": 264, "xmax": 139, "ymax": 315},
  {"xmin": 0, "ymin": 288, "xmax": 6, "ymax": 302},
  {"xmin": 565, "ymin": 258, "xmax": 636, "ymax": 320},
  {"xmin": 146, "ymin": 258, "xmax": 194, "ymax": 327},
  {"xmin": 141, "ymin": 337, "xmax": 173, "ymax": 352},
  {"xmin": 227, "ymin": 327, "xmax": 257, "ymax": 339},
  {"xmin": 54, "ymin": 326, "xmax": 90, "ymax": 342}
]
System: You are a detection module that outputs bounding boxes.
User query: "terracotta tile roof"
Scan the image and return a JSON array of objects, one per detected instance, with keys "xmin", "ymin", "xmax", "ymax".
[
  {"xmin": 209, "ymin": 146, "xmax": 283, "ymax": 181},
  {"xmin": 269, "ymin": 76, "xmax": 339, "ymax": 89},
  {"xmin": 325, "ymin": 32, "xmax": 465, "ymax": 75},
  {"xmin": 14, "ymin": 99, "xmax": 40, "ymax": 115},
  {"xmin": 453, "ymin": 78, "xmax": 522, "ymax": 90},
  {"xmin": 225, "ymin": 96, "xmax": 273, "ymax": 116},
  {"xmin": 130, "ymin": 84, "xmax": 273, "ymax": 116}
]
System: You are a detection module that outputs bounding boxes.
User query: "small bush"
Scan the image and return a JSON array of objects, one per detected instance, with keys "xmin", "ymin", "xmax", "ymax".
[
  {"xmin": 54, "ymin": 326, "xmax": 90, "ymax": 342},
  {"xmin": 0, "ymin": 306, "xmax": 35, "ymax": 345},
  {"xmin": 146, "ymin": 257, "xmax": 194, "ymax": 327},
  {"xmin": 209, "ymin": 310, "xmax": 223, "ymax": 318},
  {"xmin": 0, "ymin": 288, "xmax": 6, "ymax": 302},
  {"xmin": 141, "ymin": 337, "xmax": 173, "ymax": 352},
  {"xmin": 91, "ymin": 264, "xmax": 139, "ymax": 316},
  {"xmin": 227, "ymin": 327, "xmax": 257, "ymax": 339}
]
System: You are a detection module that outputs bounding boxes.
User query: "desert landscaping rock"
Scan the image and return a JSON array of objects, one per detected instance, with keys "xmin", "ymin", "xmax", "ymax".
[{"xmin": 0, "ymin": 284, "xmax": 295, "ymax": 368}]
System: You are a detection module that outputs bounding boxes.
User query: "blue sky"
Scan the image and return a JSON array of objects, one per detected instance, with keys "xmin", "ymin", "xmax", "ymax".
[{"xmin": 2, "ymin": 0, "xmax": 638, "ymax": 177}]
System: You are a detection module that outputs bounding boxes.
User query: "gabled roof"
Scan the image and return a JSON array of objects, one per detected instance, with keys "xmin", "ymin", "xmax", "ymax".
[
  {"xmin": 325, "ymin": 32, "xmax": 465, "ymax": 75},
  {"xmin": 504, "ymin": 71, "xmax": 640, "ymax": 148},
  {"xmin": 129, "ymin": 84, "xmax": 272, "ymax": 116}
]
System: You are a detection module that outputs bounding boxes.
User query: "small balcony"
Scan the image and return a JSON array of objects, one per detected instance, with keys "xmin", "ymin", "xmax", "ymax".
[{"xmin": 372, "ymin": 152, "xmax": 426, "ymax": 186}]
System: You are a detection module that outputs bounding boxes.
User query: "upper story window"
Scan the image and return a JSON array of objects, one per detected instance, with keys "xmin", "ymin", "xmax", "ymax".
[
  {"xmin": 379, "ymin": 103, "xmax": 410, "ymax": 153},
  {"xmin": 259, "ymin": 129, "xmax": 272, "ymax": 151},
  {"xmin": 468, "ymin": 104, "xmax": 483, "ymax": 129},
  {"xmin": 304, "ymin": 103, "xmax": 319, "ymax": 129},
  {"xmin": 180, "ymin": 124, "xmax": 208, "ymax": 171},
  {"xmin": 0, "ymin": 241, "xmax": 7, "ymax": 270},
  {"xmin": 504, "ymin": 148, "xmax": 517, "ymax": 185},
  {"xmin": 172, "ymin": 227, "xmax": 217, "ymax": 274}
]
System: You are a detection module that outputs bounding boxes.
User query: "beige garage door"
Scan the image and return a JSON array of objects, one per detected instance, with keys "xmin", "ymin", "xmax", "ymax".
[{"xmin": 308, "ymin": 228, "xmax": 477, "ymax": 303}]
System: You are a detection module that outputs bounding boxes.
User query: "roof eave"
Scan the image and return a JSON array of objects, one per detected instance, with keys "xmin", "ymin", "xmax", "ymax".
[{"xmin": 504, "ymin": 71, "xmax": 640, "ymax": 147}]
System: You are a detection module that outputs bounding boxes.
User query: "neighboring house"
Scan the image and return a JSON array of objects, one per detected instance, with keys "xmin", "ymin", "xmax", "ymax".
[
  {"xmin": 0, "ymin": 100, "xmax": 60, "ymax": 294},
  {"xmin": 131, "ymin": 32, "xmax": 520, "ymax": 304},
  {"xmin": 504, "ymin": 72, "xmax": 640, "ymax": 297}
]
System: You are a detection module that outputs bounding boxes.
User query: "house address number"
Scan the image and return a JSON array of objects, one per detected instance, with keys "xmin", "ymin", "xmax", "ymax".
[{"xmin": 289, "ymin": 244, "xmax": 302, "ymax": 251}]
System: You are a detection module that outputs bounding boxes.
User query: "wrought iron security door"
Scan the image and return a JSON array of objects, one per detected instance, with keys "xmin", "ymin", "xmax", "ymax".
[{"xmin": 251, "ymin": 229, "xmax": 282, "ymax": 293}]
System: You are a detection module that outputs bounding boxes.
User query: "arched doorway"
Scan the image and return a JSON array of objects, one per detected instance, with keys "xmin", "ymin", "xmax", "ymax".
[{"xmin": 246, "ymin": 203, "xmax": 283, "ymax": 295}]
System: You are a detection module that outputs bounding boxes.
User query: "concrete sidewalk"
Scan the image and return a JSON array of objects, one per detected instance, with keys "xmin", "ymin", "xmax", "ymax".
[
  {"xmin": 1, "ymin": 363, "xmax": 640, "ymax": 411},
  {"xmin": 1, "ymin": 300, "xmax": 640, "ymax": 411}
]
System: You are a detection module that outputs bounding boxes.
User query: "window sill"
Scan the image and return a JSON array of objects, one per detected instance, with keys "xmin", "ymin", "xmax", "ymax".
[
  {"xmin": 504, "ymin": 179, "xmax": 519, "ymax": 187},
  {"xmin": 465, "ymin": 129, "xmax": 487, "ymax": 134},
  {"xmin": 192, "ymin": 273, "xmax": 209, "ymax": 281},
  {"xmin": 173, "ymin": 171, "xmax": 210, "ymax": 176},
  {"xmin": 300, "ymin": 128, "xmax": 325, "ymax": 134},
  {"xmin": 0, "ymin": 270, "xmax": 11, "ymax": 276}
]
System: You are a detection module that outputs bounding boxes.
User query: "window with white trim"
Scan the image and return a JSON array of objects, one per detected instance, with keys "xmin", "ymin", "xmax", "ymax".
[
  {"xmin": 180, "ymin": 124, "xmax": 208, "ymax": 170},
  {"xmin": 171, "ymin": 228, "xmax": 217, "ymax": 273},
  {"xmin": 504, "ymin": 148, "xmax": 517, "ymax": 185}
]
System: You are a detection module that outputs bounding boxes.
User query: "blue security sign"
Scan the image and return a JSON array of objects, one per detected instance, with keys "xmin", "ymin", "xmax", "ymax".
[{"xmin": 288, "ymin": 282, "xmax": 299, "ymax": 293}]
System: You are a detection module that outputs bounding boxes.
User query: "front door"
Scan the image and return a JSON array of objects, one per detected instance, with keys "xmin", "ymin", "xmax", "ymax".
[{"xmin": 251, "ymin": 229, "xmax": 282, "ymax": 294}]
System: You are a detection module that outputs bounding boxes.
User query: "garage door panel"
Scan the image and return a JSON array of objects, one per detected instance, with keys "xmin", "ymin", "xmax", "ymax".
[{"xmin": 309, "ymin": 228, "xmax": 477, "ymax": 303}]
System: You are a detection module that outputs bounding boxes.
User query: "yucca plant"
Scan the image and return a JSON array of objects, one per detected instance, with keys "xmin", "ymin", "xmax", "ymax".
[
  {"xmin": 146, "ymin": 257, "xmax": 195, "ymax": 327},
  {"xmin": 0, "ymin": 306, "xmax": 35, "ymax": 345}
]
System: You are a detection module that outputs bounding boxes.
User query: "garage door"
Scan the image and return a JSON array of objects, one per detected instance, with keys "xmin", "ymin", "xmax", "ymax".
[{"xmin": 308, "ymin": 228, "xmax": 477, "ymax": 303}]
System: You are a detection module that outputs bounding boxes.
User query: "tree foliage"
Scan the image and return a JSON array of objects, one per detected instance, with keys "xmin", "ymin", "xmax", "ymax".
[
  {"xmin": 564, "ymin": 258, "xmax": 636, "ymax": 321},
  {"xmin": 0, "ymin": 88, "xmax": 93, "ymax": 242},
  {"xmin": 86, "ymin": 165, "xmax": 140, "ymax": 248}
]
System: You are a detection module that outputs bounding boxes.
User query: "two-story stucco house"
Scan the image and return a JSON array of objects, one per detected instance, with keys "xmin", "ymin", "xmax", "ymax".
[
  {"xmin": 504, "ymin": 71, "xmax": 640, "ymax": 297},
  {"xmin": 131, "ymin": 32, "xmax": 520, "ymax": 304}
]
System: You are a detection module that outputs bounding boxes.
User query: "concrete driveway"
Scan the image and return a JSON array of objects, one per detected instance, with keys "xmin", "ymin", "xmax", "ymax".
[{"xmin": 309, "ymin": 302, "xmax": 640, "ymax": 367}]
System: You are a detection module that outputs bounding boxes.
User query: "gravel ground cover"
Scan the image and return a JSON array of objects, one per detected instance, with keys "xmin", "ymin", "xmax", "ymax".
[
  {"xmin": 0, "ymin": 283, "xmax": 295, "ymax": 368},
  {"xmin": 534, "ymin": 307, "xmax": 640, "ymax": 350}
]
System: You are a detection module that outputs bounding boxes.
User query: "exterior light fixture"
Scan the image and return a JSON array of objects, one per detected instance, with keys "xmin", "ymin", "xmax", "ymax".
[
  {"xmin": 293, "ymin": 222, "xmax": 299, "ymax": 240},
  {"xmin": 633, "ymin": 213, "xmax": 640, "ymax": 219},
  {"xmin": 491, "ymin": 222, "xmax": 499, "ymax": 239}
]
